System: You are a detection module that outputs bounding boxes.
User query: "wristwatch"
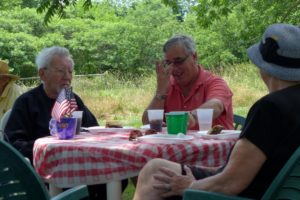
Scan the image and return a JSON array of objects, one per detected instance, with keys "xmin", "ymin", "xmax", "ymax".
[
  {"xmin": 155, "ymin": 93, "xmax": 167, "ymax": 100},
  {"xmin": 189, "ymin": 110, "xmax": 197, "ymax": 120}
]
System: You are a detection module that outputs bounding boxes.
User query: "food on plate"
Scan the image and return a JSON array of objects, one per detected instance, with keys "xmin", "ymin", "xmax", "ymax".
[
  {"xmin": 105, "ymin": 121, "xmax": 123, "ymax": 128},
  {"xmin": 145, "ymin": 129, "xmax": 157, "ymax": 135},
  {"xmin": 207, "ymin": 125, "xmax": 224, "ymax": 135},
  {"xmin": 129, "ymin": 129, "xmax": 143, "ymax": 141}
]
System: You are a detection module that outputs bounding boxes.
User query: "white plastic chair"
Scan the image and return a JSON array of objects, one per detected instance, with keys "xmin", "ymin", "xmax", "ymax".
[{"xmin": 0, "ymin": 109, "xmax": 12, "ymax": 140}]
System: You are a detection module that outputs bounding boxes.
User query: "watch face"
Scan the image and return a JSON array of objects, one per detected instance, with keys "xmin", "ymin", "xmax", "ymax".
[{"xmin": 155, "ymin": 94, "xmax": 167, "ymax": 100}]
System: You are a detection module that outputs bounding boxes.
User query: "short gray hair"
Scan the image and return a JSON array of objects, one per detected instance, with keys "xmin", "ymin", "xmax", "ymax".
[
  {"xmin": 163, "ymin": 35, "xmax": 196, "ymax": 54},
  {"xmin": 35, "ymin": 46, "xmax": 74, "ymax": 70}
]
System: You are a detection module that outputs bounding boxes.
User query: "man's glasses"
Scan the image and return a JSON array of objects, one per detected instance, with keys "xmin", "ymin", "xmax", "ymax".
[
  {"xmin": 45, "ymin": 66, "xmax": 73, "ymax": 76},
  {"xmin": 163, "ymin": 54, "xmax": 191, "ymax": 68}
]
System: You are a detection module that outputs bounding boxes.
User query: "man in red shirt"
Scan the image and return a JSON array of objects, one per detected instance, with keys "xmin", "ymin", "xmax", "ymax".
[{"xmin": 142, "ymin": 35, "xmax": 233, "ymax": 130}]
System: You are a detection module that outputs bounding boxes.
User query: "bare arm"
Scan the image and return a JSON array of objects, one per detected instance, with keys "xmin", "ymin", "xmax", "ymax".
[
  {"xmin": 190, "ymin": 98, "xmax": 224, "ymax": 120},
  {"xmin": 142, "ymin": 62, "xmax": 172, "ymax": 124},
  {"xmin": 190, "ymin": 138, "xmax": 266, "ymax": 195}
]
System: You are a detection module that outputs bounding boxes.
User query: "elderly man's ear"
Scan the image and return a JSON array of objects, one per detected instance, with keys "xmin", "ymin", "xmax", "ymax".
[
  {"xmin": 192, "ymin": 53, "xmax": 198, "ymax": 63},
  {"xmin": 38, "ymin": 68, "xmax": 46, "ymax": 81}
]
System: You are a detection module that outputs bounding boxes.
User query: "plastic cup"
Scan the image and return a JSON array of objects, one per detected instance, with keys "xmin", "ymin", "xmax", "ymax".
[
  {"xmin": 147, "ymin": 109, "xmax": 164, "ymax": 132},
  {"xmin": 165, "ymin": 111, "xmax": 188, "ymax": 135},
  {"xmin": 49, "ymin": 117, "xmax": 77, "ymax": 139},
  {"xmin": 196, "ymin": 109, "xmax": 213, "ymax": 131},
  {"xmin": 72, "ymin": 111, "xmax": 83, "ymax": 134}
]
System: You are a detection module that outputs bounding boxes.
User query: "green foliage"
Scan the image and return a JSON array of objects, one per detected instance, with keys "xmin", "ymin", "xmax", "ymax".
[
  {"xmin": 0, "ymin": 0, "xmax": 22, "ymax": 10},
  {"xmin": 37, "ymin": 0, "xmax": 92, "ymax": 24},
  {"xmin": 0, "ymin": 1, "xmax": 186, "ymax": 77},
  {"xmin": 2, "ymin": 0, "xmax": 300, "ymax": 77}
]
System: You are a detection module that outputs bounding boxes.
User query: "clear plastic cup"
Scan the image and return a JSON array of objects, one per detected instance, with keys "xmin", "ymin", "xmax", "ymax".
[
  {"xmin": 72, "ymin": 111, "xmax": 83, "ymax": 134},
  {"xmin": 196, "ymin": 109, "xmax": 213, "ymax": 131},
  {"xmin": 147, "ymin": 109, "xmax": 164, "ymax": 132}
]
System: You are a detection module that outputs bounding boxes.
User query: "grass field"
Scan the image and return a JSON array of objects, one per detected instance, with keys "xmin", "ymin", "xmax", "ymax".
[{"xmin": 71, "ymin": 63, "xmax": 267, "ymax": 127}]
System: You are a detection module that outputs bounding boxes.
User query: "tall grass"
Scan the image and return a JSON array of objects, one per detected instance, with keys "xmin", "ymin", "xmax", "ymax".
[
  {"xmin": 72, "ymin": 63, "xmax": 267, "ymax": 127},
  {"xmin": 72, "ymin": 72, "xmax": 157, "ymax": 127},
  {"xmin": 213, "ymin": 63, "xmax": 267, "ymax": 116}
]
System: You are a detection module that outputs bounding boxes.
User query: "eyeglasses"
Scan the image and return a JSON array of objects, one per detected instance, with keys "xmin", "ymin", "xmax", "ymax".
[
  {"xmin": 45, "ymin": 66, "xmax": 73, "ymax": 76},
  {"xmin": 163, "ymin": 54, "xmax": 191, "ymax": 68}
]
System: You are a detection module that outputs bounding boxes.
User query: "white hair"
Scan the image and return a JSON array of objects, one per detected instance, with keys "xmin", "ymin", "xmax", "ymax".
[{"xmin": 35, "ymin": 46, "xmax": 74, "ymax": 70}]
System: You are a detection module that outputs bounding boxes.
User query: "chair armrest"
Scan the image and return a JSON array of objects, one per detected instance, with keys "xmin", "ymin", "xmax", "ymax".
[
  {"xmin": 183, "ymin": 189, "xmax": 252, "ymax": 200},
  {"xmin": 51, "ymin": 185, "xmax": 89, "ymax": 200}
]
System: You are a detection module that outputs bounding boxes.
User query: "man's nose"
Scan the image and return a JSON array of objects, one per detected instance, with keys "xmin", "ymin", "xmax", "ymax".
[{"xmin": 64, "ymin": 71, "xmax": 73, "ymax": 79}]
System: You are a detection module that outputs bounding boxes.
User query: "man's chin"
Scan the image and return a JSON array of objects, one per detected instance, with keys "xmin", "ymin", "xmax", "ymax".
[
  {"xmin": 61, "ymin": 84, "xmax": 71, "ymax": 88},
  {"xmin": 174, "ymin": 76, "xmax": 184, "ymax": 85}
]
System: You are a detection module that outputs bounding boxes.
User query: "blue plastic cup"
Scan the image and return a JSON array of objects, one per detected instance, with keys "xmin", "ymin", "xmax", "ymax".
[{"xmin": 49, "ymin": 117, "xmax": 77, "ymax": 139}]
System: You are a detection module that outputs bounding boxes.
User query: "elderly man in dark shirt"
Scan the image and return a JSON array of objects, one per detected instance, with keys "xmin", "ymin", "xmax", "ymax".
[{"xmin": 4, "ymin": 46, "xmax": 127, "ymax": 200}]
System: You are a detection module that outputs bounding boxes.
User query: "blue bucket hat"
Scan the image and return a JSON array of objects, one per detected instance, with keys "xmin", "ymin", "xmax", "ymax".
[{"xmin": 247, "ymin": 23, "xmax": 300, "ymax": 81}]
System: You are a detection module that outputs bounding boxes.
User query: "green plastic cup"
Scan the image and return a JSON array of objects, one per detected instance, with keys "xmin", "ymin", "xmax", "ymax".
[{"xmin": 165, "ymin": 111, "xmax": 188, "ymax": 135}]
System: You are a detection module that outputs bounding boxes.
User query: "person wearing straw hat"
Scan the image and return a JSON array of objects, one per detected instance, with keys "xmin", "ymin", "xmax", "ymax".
[
  {"xmin": 0, "ymin": 60, "xmax": 23, "ymax": 119},
  {"xmin": 133, "ymin": 23, "xmax": 300, "ymax": 200}
]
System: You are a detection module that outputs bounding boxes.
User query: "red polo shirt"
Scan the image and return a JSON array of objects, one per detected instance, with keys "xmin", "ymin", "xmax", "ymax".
[{"xmin": 165, "ymin": 66, "xmax": 234, "ymax": 130}]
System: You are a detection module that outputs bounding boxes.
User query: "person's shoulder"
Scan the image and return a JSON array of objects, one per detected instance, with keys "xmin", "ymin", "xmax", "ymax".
[
  {"xmin": 200, "ymin": 67, "xmax": 225, "ymax": 81},
  {"xmin": 11, "ymin": 82, "xmax": 24, "ymax": 93},
  {"xmin": 200, "ymin": 69, "xmax": 228, "ymax": 88},
  {"xmin": 15, "ymin": 85, "xmax": 41, "ymax": 102},
  {"xmin": 73, "ymin": 93, "xmax": 85, "ymax": 104}
]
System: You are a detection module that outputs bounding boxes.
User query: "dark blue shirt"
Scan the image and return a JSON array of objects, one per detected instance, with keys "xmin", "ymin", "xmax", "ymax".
[{"xmin": 4, "ymin": 84, "xmax": 98, "ymax": 162}]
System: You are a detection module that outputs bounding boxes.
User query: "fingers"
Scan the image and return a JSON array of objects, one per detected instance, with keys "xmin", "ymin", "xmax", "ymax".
[
  {"xmin": 185, "ymin": 165, "xmax": 194, "ymax": 177},
  {"xmin": 187, "ymin": 112, "xmax": 197, "ymax": 129},
  {"xmin": 153, "ymin": 183, "xmax": 171, "ymax": 192},
  {"xmin": 153, "ymin": 167, "xmax": 177, "ymax": 184},
  {"xmin": 153, "ymin": 173, "xmax": 172, "ymax": 185},
  {"xmin": 159, "ymin": 167, "xmax": 177, "ymax": 177},
  {"xmin": 156, "ymin": 60, "xmax": 172, "ymax": 75}
]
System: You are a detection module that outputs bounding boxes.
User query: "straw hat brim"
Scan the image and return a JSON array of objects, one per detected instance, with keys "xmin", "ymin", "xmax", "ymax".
[{"xmin": 0, "ymin": 73, "xmax": 19, "ymax": 81}]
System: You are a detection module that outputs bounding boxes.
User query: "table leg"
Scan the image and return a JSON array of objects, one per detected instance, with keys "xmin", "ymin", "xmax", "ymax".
[
  {"xmin": 49, "ymin": 184, "xmax": 63, "ymax": 196},
  {"xmin": 107, "ymin": 180, "xmax": 122, "ymax": 200}
]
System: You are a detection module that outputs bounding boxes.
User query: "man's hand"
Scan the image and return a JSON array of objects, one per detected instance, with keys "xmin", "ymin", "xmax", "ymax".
[
  {"xmin": 188, "ymin": 111, "xmax": 197, "ymax": 129},
  {"xmin": 152, "ymin": 166, "xmax": 196, "ymax": 197},
  {"xmin": 156, "ymin": 61, "xmax": 171, "ymax": 94}
]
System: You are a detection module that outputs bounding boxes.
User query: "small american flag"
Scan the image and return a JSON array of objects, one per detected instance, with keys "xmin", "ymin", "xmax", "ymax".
[{"xmin": 51, "ymin": 87, "xmax": 78, "ymax": 121}]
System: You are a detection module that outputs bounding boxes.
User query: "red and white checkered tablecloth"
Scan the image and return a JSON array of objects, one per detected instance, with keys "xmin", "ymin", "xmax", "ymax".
[{"xmin": 33, "ymin": 131, "xmax": 236, "ymax": 188}]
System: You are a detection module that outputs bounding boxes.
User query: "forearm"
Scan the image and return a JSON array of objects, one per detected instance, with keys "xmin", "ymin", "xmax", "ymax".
[
  {"xmin": 190, "ymin": 139, "xmax": 266, "ymax": 195},
  {"xmin": 190, "ymin": 98, "xmax": 224, "ymax": 120},
  {"xmin": 189, "ymin": 173, "xmax": 239, "ymax": 195}
]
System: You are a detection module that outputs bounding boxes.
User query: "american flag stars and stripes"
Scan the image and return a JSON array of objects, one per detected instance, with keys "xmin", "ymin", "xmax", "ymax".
[{"xmin": 51, "ymin": 87, "xmax": 78, "ymax": 121}]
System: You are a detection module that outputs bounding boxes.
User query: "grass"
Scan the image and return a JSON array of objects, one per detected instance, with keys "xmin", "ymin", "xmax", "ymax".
[
  {"xmin": 21, "ymin": 63, "xmax": 268, "ymax": 200},
  {"xmin": 72, "ymin": 63, "xmax": 267, "ymax": 127}
]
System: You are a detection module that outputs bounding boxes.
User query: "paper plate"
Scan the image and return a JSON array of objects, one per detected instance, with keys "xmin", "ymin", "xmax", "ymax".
[
  {"xmin": 138, "ymin": 133, "xmax": 193, "ymax": 144},
  {"xmin": 196, "ymin": 130, "xmax": 241, "ymax": 139},
  {"xmin": 85, "ymin": 126, "xmax": 134, "ymax": 133}
]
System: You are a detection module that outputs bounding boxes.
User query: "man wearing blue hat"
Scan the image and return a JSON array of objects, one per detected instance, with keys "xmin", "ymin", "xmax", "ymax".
[{"xmin": 133, "ymin": 23, "xmax": 300, "ymax": 200}]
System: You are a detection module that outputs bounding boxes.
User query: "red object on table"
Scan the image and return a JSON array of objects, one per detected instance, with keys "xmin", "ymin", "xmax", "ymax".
[{"xmin": 33, "ymin": 131, "xmax": 236, "ymax": 188}]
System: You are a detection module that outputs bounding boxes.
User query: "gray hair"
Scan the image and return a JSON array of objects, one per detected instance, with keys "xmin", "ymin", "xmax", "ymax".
[
  {"xmin": 163, "ymin": 35, "xmax": 196, "ymax": 54},
  {"xmin": 35, "ymin": 46, "xmax": 74, "ymax": 70}
]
